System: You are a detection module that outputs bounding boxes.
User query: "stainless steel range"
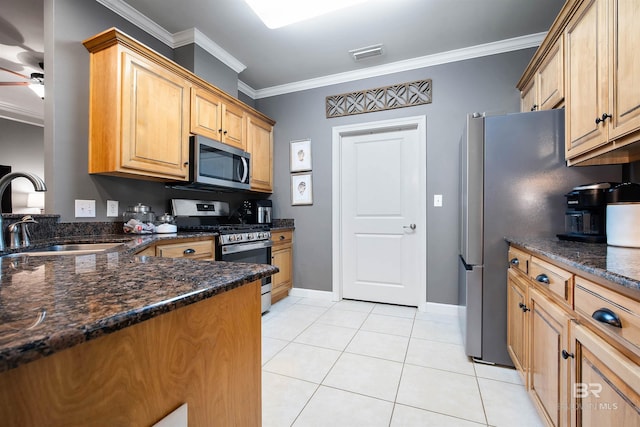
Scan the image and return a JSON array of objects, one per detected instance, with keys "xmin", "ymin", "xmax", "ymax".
[{"xmin": 171, "ymin": 199, "xmax": 273, "ymax": 313}]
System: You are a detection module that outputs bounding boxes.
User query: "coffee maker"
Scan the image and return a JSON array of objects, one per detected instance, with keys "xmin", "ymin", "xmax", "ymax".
[
  {"xmin": 557, "ymin": 182, "xmax": 618, "ymax": 243},
  {"xmin": 242, "ymin": 199, "xmax": 272, "ymax": 226}
]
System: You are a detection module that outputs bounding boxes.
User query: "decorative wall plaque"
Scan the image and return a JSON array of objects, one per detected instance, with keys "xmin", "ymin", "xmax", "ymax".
[{"xmin": 326, "ymin": 79, "xmax": 432, "ymax": 118}]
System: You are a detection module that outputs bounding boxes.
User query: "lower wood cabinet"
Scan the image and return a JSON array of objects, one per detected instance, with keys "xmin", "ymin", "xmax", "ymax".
[
  {"xmin": 136, "ymin": 237, "xmax": 215, "ymax": 260},
  {"xmin": 0, "ymin": 281, "xmax": 261, "ymax": 426},
  {"xmin": 529, "ymin": 287, "xmax": 572, "ymax": 427},
  {"xmin": 271, "ymin": 229, "xmax": 293, "ymax": 303},
  {"xmin": 507, "ymin": 244, "xmax": 640, "ymax": 426}
]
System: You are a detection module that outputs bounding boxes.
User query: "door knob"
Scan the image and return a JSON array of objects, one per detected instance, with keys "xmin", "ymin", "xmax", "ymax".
[{"xmin": 403, "ymin": 224, "xmax": 416, "ymax": 230}]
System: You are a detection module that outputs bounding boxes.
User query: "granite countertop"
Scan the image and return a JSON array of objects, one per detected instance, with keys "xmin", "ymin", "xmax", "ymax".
[
  {"xmin": 0, "ymin": 233, "xmax": 277, "ymax": 373},
  {"xmin": 506, "ymin": 237, "xmax": 640, "ymax": 293}
]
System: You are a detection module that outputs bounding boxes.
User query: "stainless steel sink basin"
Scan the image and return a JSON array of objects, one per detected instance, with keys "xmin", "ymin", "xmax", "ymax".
[{"xmin": 7, "ymin": 242, "xmax": 124, "ymax": 256}]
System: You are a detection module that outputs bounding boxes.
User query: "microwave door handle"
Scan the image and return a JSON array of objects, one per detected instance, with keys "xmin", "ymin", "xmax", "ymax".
[{"xmin": 238, "ymin": 157, "xmax": 249, "ymax": 184}]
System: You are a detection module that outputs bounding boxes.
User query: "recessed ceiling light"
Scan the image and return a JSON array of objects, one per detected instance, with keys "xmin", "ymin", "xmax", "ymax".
[
  {"xmin": 244, "ymin": 0, "xmax": 369, "ymax": 29},
  {"xmin": 349, "ymin": 44, "xmax": 384, "ymax": 61}
]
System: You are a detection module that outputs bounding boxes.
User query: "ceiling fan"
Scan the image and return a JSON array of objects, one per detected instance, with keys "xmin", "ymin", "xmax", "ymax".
[{"xmin": 0, "ymin": 62, "xmax": 44, "ymax": 99}]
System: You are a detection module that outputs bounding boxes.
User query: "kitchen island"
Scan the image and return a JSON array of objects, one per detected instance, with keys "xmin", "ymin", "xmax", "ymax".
[{"xmin": 0, "ymin": 233, "xmax": 276, "ymax": 426}]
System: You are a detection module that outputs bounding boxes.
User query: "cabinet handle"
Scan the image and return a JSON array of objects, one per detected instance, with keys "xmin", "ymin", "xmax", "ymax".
[
  {"xmin": 223, "ymin": 130, "xmax": 228, "ymax": 135},
  {"xmin": 183, "ymin": 248, "xmax": 196, "ymax": 255},
  {"xmin": 519, "ymin": 302, "xmax": 530, "ymax": 312},
  {"xmin": 561, "ymin": 350, "xmax": 574, "ymax": 360},
  {"xmin": 183, "ymin": 161, "xmax": 189, "ymax": 166},
  {"xmin": 592, "ymin": 308, "xmax": 622, "ymax": 328},
  {"xmin": 535, "ymin": 274, "xmax": 550, "ymax": 285},
  {"xmin": 218, "ymin": 128, "xmax": 223, "ymax": 133},
  {"xmin": 510, "ymin": 258, "xmax": 519, "ymax": 266},
  {"xmin": 530, "ymin": 104, "xmax": 538, "ymax": 111},
  {"xmin": 280, "ymin": 235, "xmax": 285, "ymax": 240},
  {"xmin": 595, "ymin": 113, "xmax": 612, "ymax": 125}
]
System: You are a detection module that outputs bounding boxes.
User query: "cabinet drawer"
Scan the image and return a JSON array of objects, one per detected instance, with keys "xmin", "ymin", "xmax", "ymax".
[
  {"xmin": 508, "ymin": 246, "xmax": 531, "ymax": 275},
  {"xmin": 271, "ymin": 230, "xmax": 293, "ymax": 246},
  {"xmin": 529, "ymin": 256, "xmax": 573, "ymax": 306},
  {"xmin": 156, "ymin": 239, "xmax": 214, "ymax": 260},
  {"xmin": 575, "ymin": 276, "xmax": 640, "ymax": 355}
]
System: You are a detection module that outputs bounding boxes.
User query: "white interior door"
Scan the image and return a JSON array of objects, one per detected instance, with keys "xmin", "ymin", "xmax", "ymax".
[{"xmin": 337, "ymin": 121, "xmax": 424, "ymax": 306}]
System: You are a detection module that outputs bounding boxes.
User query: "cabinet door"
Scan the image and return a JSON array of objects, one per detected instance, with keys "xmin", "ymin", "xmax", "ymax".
[
  {"xmin": 521, "ymin": 79, "xmax": 537, "ymax": 112},
  {"xmin": 608, "ymin": 0, "xmax": 640, "ymax": 141},
  {"xmin": 529, "ymin": 288, "xmax": 572, "ymax": 427},
  {"xmin": 121, "ymin": 50, "xmax": 190, "ymax": 180},
  {"xmin": 507, "ymin": 269, "xmax": 529, "ymax": 385},
  {"xmin": 191, "ymin": 87, "xmax": 224, "ymax": 141},
  {"xmin": 271, "ymin": 245, "xmax": 292, "ymax": 303},
  {"xmin": 222, "ymin": 102, "xmax": 246, "ymax": 150},
  {"xmin": 246, "ymin": 115, "xmax": 274, "ymax": 193},
  {"xmin": 538, "ymin": 37, "xmax": 564, "ymax": 111},
  {"xmin": 570, "ymin": 323, "xmax": 640, "ymax": 426},
  {"xmin": 565, "ymin": 0, "xmax": 608, "ymax": 159}
]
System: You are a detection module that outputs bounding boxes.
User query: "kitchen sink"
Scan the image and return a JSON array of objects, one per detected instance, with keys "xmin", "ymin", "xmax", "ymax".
[{"xmin": 4, "ymin": 242, "xmax": 124, "ymax": 257}]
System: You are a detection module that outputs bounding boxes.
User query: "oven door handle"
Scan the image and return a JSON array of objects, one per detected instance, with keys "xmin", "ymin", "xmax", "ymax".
[{"xmin": 221, "ymin": 240, "xmax": 273, "ymax": 255}]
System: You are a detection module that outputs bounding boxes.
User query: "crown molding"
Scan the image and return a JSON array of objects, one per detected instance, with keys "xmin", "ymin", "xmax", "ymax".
[
  {"xmin": 238, "ymin": 80, "xmax": 257, "ymax": 99},
  {"xmin": 96, "ymin": 0, "xmax": 174, "ymax": 46},
  {"xmin": 0, "ymin": 102, "xmax": 44, "ymax": 127},
  {"xmin": 248, "ymin": 32, "xmax": 546, "ymax": 99},
  {"xmin": 173, "ymin": 28, "xmax": 247, "ymax": 73}
]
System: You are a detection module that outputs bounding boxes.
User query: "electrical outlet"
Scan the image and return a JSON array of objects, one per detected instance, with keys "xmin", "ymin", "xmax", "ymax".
[
  {"xmin": 107, "ymin": 200, "xmax": 119, "ymax": 217},
  {"xmin": 434, "ymin": 194, "xmax": 443, "ymax": 207},
  {"xmin": 75, "ymin": 199, "xmax": 96, "ymax": 217}
]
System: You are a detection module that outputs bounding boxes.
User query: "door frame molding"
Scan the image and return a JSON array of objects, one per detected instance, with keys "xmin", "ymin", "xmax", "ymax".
[{"xmin": 331, "ymin": 115, "xmax": 427, "ymax": 306}]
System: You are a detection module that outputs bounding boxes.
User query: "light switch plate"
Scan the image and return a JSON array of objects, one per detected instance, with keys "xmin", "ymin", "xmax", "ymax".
[
  {"xmin": 434, "ymin": 194, "xmax": 443, "ymax": 207},
  {"xmin": 107, "ymin": 200, "xmax": 119, "ymax": 217},
  {"xmin": 75, "ymin": 199, "xmax": 96, "ymax": 217}
]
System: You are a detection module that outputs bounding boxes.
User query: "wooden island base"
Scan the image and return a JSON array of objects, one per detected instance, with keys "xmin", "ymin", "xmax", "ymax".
[{"xmin": 0, "ymin": 281, "xmax": 261, "ymax": 427}]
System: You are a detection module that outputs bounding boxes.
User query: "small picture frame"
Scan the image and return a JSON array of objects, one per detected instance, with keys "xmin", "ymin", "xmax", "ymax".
[
  {"xmin": 290, "ymin": 139, "xmax": 312, "ymax": 172},
  {"xmin": 291, "ymin": 173, "xmax": 313, "ymax": 205}
]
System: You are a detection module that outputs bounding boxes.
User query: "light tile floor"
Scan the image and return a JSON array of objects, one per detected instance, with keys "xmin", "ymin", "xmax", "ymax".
[{"xmin": 262, "ymin": 296, "xmax": 544, "ymax": 427}]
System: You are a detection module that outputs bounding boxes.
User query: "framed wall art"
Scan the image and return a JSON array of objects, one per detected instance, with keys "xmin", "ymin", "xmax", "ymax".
[
  {"xmin": 291, "ymin": 173, "xmax": 313, "ymax": 205},
  {"xmin": 290, "ymin": 139, "xmax": 312, "ymax": 172}
]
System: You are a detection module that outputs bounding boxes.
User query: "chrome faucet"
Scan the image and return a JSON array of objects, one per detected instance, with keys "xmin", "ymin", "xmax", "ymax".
[{"xmin": 0, "ymin": 172, "xmax": 47, "ymax": 252}]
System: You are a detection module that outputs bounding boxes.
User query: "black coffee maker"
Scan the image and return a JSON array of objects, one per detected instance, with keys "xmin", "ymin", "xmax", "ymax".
[
  {"xmin": 557, "ymin": 182, "xmax": 619, "ymax": 243},
  {"xmin": 241, "ymin": 199, "xmax": 272, "ymax": 226}
]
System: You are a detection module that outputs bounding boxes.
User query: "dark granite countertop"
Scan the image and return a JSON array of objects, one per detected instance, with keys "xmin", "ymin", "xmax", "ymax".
[
  {"xmin": 0, "ymin": 232, "xmax": 277, "ymax": 373},
  {"xmin": 506, "ymin": 237, "xmax": 640, "ymax": 294}
]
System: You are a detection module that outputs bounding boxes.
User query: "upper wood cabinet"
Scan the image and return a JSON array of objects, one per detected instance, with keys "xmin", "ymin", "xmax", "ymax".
[
  {"xmin": 84, "ymin": 36, "xmax": 191, "ymax": 181},
  {"xmin": 246, "ymin": 113, "xmax": 274, "ymax": 193},
  {"xmin": 520, "ymin": 37, "xmax": 564, "ymax": 112},
  {"xmin": 84, "ymin": 28, "xmax": 275, "ymax": 184},
  {"xmin": 191, "ymin": 86, "xmax": 246, "ymax": 150}
]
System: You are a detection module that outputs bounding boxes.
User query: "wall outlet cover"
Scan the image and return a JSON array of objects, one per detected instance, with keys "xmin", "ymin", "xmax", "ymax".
[
  {"xmin": 107, "ymin": 200, "xmax": 119, "ymax": 217},
  {"xmin": 75, "ymin": 199, "xmax": 96, "ymax": 217},
  {"xmin": 434, "ymin": 194, "xmax": 443, "ymax": 207}
]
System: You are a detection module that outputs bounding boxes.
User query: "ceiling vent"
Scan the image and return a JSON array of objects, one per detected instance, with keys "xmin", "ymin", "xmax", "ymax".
[{"xmin": 349, "ymin": 44, "xmax": 383, "ymax": 61}]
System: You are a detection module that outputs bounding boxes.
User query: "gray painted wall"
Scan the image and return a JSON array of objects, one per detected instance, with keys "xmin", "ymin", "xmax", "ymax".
[
  {"xmin": 0, "ymin": 119, "xmax": 44, "ymax": 211},
  {"xmin": 256, "ymin": 50, "xmax": 540, "ymax": 304},
  {"xmin": 175, "ymin": 44, "xmax": 239, "ymax": 97}
]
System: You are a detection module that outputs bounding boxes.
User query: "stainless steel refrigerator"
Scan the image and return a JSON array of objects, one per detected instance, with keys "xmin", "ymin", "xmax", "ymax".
[{"xmin": 457, "ymin": 109, "xmax": 620, "ymax": 366}]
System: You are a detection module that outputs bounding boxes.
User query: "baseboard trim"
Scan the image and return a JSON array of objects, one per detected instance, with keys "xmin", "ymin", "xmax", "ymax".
[
  {"xmin": 423, "ymin": 302, "xmax": 460, "ymax": 316},
  {"xmin": 288, "ymin": 288, "xmax": 335, "ymax": 301}
]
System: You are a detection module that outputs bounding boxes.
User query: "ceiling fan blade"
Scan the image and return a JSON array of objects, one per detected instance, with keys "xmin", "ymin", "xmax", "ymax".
[
  {"xmin": 0, "ymin": 82, "xmax": 30, "ymax": 86},
  {"xmin": 0, "ymin": 66, "xmax": 29, "ymax": 80}
]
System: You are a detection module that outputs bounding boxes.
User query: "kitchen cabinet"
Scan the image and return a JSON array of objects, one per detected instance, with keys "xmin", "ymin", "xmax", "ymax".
[
  {"xmin": 528, "ymin": 287, "xmax": 573, "ymax": 427},
  {"xmin": 191, "ymin": 86, "xmax": 246, "ymax": 150},
  {"xmin": 520, "ymin": 37, "xmax": 564, "ymax": 112},
  {"xmin": 271, "ymin": 229, "xmax": 293, "ymax": 303},
  {"xmin": 507, "ymin": 268, "xmax": 529, "ymax": 384},
  {"xmin": 136, "ymin": 236, "xmax": 215, "ymax": 260},
  {"xmin": 84, "ymin": 28, "xmax": 276, "ymax": 186},
  {"xmin": 246, "ymin": 113, "xmax": 275, "ymax": 193},
  {"xmin": 0, "ymin": 281, "xmax": 262, "ymax": 426},
  {"xmin": 84, "ymin": 33, "xmax": 191, "ymax": 182},
  {"xmin": 569, "ymin": 322, "xmax": 640, "ymax": 426},
  {"xmin": 507, "ymin": 243, "xmax": 640, "ymax": 426}
]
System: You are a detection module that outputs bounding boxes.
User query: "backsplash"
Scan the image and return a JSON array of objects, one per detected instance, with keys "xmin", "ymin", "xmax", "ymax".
[{"xmin": 0, "ymin": 214, "xmax": 124, "ymax": 242}]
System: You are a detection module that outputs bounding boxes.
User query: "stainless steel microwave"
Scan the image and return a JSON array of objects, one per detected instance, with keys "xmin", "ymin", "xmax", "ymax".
[{"xmin": 180, "ymin": 135, "xmax": 251, "ymax": 191}]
